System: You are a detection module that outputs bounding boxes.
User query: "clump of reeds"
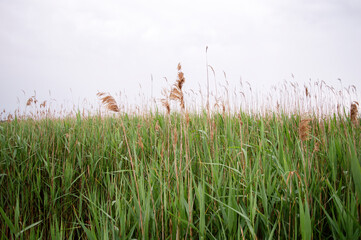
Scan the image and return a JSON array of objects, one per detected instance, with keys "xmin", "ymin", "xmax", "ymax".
[
  {"xmin": 351, "ymin": 101, "xmax": 359, "ymax": 125},
  {"xmin": 299, "ymin": 118, "xmax": 311, "ymax": 142},
  {"xmin": 97, "ymin": 92, "xmax": 119, "ymax": 112},
  {"xmin": 2, "ymin": 104, "xmax": 361, "ymax": 239},
  {"xmin": 169, "ymin": 63, "xmax": 185, "ymax": 110}
]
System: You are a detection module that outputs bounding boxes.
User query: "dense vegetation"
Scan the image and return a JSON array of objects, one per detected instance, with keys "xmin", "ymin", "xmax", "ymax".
[{"xmin": 0, "ymin": 110, "xmax": 360, "ymax": 239}]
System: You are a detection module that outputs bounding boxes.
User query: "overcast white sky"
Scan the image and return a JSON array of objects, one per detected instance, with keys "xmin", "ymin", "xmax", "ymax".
[{"xmin": 1, "ymin": 0, "xmax": 361, "ymax": 113}]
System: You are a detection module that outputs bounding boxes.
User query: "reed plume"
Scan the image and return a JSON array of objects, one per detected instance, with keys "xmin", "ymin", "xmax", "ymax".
[
  {"xmin": 97, "ymin": 92, "xmax": 120, "ymax": 112},
  {"xmin": 161, "ymin": 99, "xmax": 170, "ymax": 115},
  {"xmin": 170, "ymin": 63, "xmax": 185, "ymax": 110},
  {"xmin": 161, "ymin": 88, "xmax": 171, "ymax": 114},
  {"xmin": 185, "ymin": 110, "xmax": 190, "ymax": 125},
  {"xmin": 299, "ymin": 119, "xmax": 311, "ymax": 142},
  {"xmin": 26, "ymin": 96, "xmax": 37, "ymax": 106},
  {"xmin": 7, "ymin": 114, "xmax": 13, "ymax": 122},
  {"xmin": 26, "ymin": 98, "xmax": 33, "ymax": 106},
  {"xmin": 351, "ymin": 101, "xmax": 358, "ymax": 125},
  {"xmin": 305, "ymin": 86, "xmax": 310, "ymax": 98},
  {"xmin": 40, "ymin": 101, "xmax": 46, "ymax": 108}
]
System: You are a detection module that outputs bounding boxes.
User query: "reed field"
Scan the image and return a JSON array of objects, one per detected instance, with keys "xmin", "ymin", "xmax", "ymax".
[{"xmin": 0, "ymin": 64, "xmax": 361, "ymax": 239}]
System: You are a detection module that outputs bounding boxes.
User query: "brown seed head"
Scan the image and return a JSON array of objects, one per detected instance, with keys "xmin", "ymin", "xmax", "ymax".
[
  {"xmin": 238, "ymin": 114, "xmax": 243, "ymax": 127},
  {"xmin": 161, "ymin": 99, "xmax": 170, "ymax": 114},
  {"xmin": 26, "ymin": 98, "xmax": 33, "ymax": 106},
  {"xmin": 305, "ymin": 86, "xmax": 310, "ymax": 98},
  {"xmin": 177, "ymin": 72, "xmax": 185, "ymax": 90},
  {"xmin": 7, "ymin": 114, "xmax": 13, "ymax": 122},
  {"xmin": 299, "ymin": 119, "xmax": 311, "ymax": 142},
  {"xmin": 40, "ymin": 101, "xmax": 46, "ymax": 108},
  {"xmin": 169, "ymin": 63, "xmax": 186, "ymax": 110},
  {"xmin": 351, "ymin": 101, "xmax": 359, "ymax": 125},
  {"xmin": 185, "ymin": 110, "xmax": 190, "ymax": 125},
  {"xmin": 97, "ymin": 92, "xmax": 120, "ymax": 112}
]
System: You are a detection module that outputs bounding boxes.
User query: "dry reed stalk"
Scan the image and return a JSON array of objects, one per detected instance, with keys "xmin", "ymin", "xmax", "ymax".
[
  {"xmin": 299, "ymin": 119, "xmax": 311, "ymax": 142},
  {"xmin": 351, "ymin": 101, "xmax": 359, "ymax": 125},
  {"xmin": 185, "ymin": 110, "xmax": 190, "ymax": 125},
  {"xmin": 173, "ymin": 127, "xmax": 178, "ymax": 146},
  {"xmin": 210, "ymin": 119, "xmax": 215, "ymax": 146},
  {"xmin": 240, "ymin": 226, "xmax": 245, "ymax": 240},
  {"xmin": 97, "ymin": 92, "xmax": 120, "ymax": 112},
  {"xmin": 137, "ymin": 124, "xmax": 144, "ymax": 151},
  {"xmin": 169, "ymin": 63, "xmax": 185, "ymax": 110},
  {"xmin": 238, "ymin": 113, "xmax": 243, "ymax": 129}
]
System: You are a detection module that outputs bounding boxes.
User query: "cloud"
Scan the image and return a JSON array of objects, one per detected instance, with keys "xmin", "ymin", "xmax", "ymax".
[{"xmin": 0, "ymin": 0, "xmax": 360, "ymax": 113}]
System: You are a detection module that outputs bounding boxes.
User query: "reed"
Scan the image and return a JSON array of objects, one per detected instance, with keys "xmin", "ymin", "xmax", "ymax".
[
  {"xmin": 96, "ymin": 92, "xmax": 120, "ymax": 112},
  {"xmin": 351, "ymin": 101, "xmax": 359, "ymax": 125},
  {"xmin": 299, "ymin": 118, "xmax": 311, "ymax": 142},
  {"xmin": 0, "ymin": 64, "xmax": 360, "ymax": 239},
  {"xmin": 169, "ymin": 63, "xmax": 186, "ymax": 111}
]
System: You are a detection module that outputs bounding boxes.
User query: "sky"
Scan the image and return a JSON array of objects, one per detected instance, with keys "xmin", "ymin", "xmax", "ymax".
[{"xmin": 1, "ymin": 0, "xmax": 361, "ymax": 114}]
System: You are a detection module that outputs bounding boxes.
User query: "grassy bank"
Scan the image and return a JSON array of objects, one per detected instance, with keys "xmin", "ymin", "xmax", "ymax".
[{"xmin": 0, "ymin": 110, "xmax": 360, "ymax": 239}]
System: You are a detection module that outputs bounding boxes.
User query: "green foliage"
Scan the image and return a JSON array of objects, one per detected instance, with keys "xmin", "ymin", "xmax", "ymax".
[{"xmin": 0, "ymin": 113, "xmax": 360, "ymax": 239}]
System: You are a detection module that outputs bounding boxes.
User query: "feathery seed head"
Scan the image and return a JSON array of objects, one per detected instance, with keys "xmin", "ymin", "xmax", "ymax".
[
  {"xmin": 299, "ymin": 118, "xmax": 311, "ymax": 142},
  {"xmin": 351, "ymin": 101, "xmax": 359, "ymax": 125},
  {"xmin": 161, "ymin": 99, "xmax": 170, "ymax": 115},
  {"xmin": 169, "ymin": 63, "xmax": 186, "ymax": 110},
  {"xmin": 97, "ymin": 92, "xmax": 120, "ymax": 112}
]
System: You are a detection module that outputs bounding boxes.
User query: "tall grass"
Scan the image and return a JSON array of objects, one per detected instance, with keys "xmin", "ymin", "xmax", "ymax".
[
  {"xmin": 0, "ymin": 64, "xmax": 360, "ymax": 239},
  {"xmin": 0, "ymin": 109, "xmax": 360, "ymax": 239}
]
